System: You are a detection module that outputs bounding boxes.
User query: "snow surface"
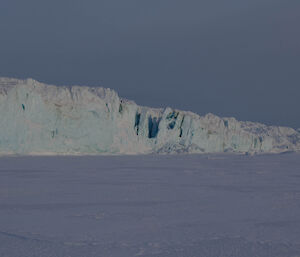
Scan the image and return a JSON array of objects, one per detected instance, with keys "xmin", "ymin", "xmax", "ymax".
[
  {"xmin": 1, "ymin": 153, "xmax": 300, "ymax": 257},
  {"xmin": 0, "ymin": 77, "xmax": 299, "ymax": 155}
]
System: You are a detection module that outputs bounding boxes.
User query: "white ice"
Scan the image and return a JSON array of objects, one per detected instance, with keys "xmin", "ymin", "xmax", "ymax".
[{"xmin": 0, "ymin": 77, "xmax": 299, "ymax": 155}]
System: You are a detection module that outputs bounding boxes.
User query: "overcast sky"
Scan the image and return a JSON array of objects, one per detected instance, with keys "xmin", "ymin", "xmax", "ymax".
[{"xmin": 0, "ymin": 0, "xmax": 299, "ymax": 128}]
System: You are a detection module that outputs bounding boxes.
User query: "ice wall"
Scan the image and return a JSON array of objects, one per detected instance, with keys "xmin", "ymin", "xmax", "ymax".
[{"xmin": 0, "ymin": 77, "xmax": 299, "ymax": 155}]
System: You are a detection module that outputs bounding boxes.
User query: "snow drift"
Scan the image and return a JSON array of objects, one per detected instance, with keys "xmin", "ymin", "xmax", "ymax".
[{"xmin": 0, "ymin": 77, "xmax": 299, "ymax": 155}]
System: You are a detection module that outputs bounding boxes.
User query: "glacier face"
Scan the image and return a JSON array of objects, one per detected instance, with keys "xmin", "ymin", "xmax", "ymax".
[{"xmin": 0, "ymin": 77, "xmax": 299, "ymax": 155}]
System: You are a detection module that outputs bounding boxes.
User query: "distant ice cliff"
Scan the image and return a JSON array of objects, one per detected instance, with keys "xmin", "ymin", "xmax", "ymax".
[{"xmin": 0, "ymin": 77, "xmax": 299, "ymax": 155}]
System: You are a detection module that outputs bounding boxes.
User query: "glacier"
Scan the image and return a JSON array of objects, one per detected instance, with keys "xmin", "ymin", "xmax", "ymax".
[{"xmin": 0, "ymin": 77, "xmax": 299, "ymax": 155}]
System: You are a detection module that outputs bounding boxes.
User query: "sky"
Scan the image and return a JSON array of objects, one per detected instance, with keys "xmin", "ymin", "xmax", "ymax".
[{"xmin": 0, "ymin": 0, "xmax": 299, "ymax": 128}]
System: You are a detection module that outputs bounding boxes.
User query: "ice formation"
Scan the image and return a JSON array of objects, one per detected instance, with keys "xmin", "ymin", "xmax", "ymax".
[{"xmin": 0, "ymin": 77, "xmax": 299, "ymax": 155}]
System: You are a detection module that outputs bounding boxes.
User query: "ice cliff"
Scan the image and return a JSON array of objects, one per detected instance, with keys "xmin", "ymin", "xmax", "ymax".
[{"xmin": 0, "ymin": 77, "xmax": 299, "ymax": 155}]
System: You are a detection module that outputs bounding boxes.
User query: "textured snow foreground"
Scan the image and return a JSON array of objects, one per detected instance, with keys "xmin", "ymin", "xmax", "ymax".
[
  {"xmin": 0, "ymin": 77, "xmax": 300, "ymax": 155},
  {"xmin": 1, "ymin": 153, "xmax": 300, "ymax": 257}
]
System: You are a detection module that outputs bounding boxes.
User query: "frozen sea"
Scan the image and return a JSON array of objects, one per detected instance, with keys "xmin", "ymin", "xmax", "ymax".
[{"xmin": 0, "ymin": 153, "xmax": 300, "ymax": 257}]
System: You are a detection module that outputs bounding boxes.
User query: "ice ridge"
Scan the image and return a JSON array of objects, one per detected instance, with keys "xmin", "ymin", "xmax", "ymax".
[{"xmin": 0, "ymin": 77, "xmax": 299, "ymax": 155}]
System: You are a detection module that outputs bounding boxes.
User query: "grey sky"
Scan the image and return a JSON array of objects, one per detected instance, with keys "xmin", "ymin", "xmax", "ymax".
[{"xmin": 0, "ymin": 0, "xmax": 299, "ymax": 128}]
